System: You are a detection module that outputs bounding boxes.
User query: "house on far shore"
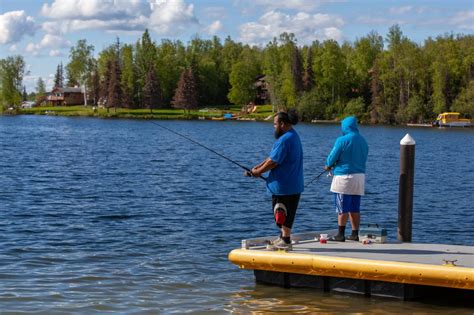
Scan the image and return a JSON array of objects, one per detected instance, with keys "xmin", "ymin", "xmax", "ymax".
[
  {"xmin": 254, "ymin": 74, "xmax": 269, "ymax": 105},
  {"xmin": 47, "ymin": 87, "xmax": 84, "ymax": 106}
]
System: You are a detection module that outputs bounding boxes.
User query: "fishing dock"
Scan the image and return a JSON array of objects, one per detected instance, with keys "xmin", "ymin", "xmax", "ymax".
[
  {"xmin": 228, "ymin": 231, "xmax": 474, "ymax": 300},
  {"xmin": 228, "ymin": 134, "xmax": 474, "ymax": 300}
]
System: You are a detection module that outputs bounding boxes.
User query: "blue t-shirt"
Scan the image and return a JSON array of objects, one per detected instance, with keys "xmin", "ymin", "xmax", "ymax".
[{"xmin": 266, "ymin": 128, "xmax": 304, "ymax": 195}]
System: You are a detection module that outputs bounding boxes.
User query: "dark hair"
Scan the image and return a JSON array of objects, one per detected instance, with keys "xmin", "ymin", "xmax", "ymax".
[{"xmin": 277, "ymin": 108, "xmax": 299, "ymax": 125}]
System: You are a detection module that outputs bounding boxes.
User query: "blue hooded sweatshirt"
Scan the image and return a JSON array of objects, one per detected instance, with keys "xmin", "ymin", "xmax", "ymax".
[{"xmin": 326, "ymin": 116, "xmax": 368, "ymax": 175}]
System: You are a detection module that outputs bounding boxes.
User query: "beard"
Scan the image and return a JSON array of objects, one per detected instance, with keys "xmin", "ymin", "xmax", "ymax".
[{"xmin": 274, "ymin": 128, "xmax": 284, "ymax": 139}]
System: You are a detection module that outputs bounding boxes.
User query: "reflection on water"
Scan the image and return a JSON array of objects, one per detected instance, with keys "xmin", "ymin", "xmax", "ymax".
[
  {"xmin": 227, "ymin": 284, "xmax": 473, "ymax": 313},
  {"xmin": 0, "ymin": 116, "xmax": 473, "ymax": 313}
]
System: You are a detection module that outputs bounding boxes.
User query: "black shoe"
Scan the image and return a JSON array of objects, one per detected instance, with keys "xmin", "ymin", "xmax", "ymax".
[
  {"xmin": 329, "ymin": 234, "xmax": 345, "ymax": 242},
  {"xmin": 346, "ymin": 234, "xmax": 359, "ymax": 241}
]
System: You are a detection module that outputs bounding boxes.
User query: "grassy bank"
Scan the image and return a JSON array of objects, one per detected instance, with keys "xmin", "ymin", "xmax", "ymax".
[{"xmin": 15, "ymin": 105, "xmax": 274, "ymax": 120}]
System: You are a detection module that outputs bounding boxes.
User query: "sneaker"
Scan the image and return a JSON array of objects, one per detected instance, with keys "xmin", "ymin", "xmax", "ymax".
[
  {"xmin": 268, "ymin": 237, "xmax": 282, "ymax": 245},
  {"xmin": 329, "ymin": 234, "xmax": 345, "ymax": 242},
  {"xmin": 346, "ymin": 234, "xmax": 359, "ymax": 241},
  {"xmin": 271, "ymin": 238, "xmax": 293, "ymax": 250}
]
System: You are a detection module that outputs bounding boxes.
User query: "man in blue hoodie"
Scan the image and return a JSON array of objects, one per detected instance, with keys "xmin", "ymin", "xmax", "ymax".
[{"xmin": 324, "ymin": 116, "xmax": 368, "ymax": 242}]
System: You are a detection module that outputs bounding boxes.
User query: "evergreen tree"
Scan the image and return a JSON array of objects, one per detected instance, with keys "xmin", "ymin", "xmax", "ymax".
[
  {"xmin": 54, "ymin": 62, "xmax": 64, "ymax": 88},
  {"xmin": 302, "ymin": 47, "xmax": 314, "ymax": 91},
  {"xmin": 369, "ymin": 61, "xmax": 382, "ymax": 124},
  {"xmin": 292, "ymin": 46, "xmax": 303, "ymax": 94},
  {"xmin": 156, "ymin": 40, "xmax": 186, "ymax": 107},
  {"xmin": 22, "ymin": 86, "xmax": 27, "ymax": 101},
  {"xmin": 107, "ymin": 58, "xmax": 121, "ymax": 112},
  {"xmin": 121, "ymin": 44, "xmax": 136, "ymax": 108},
  {"xmin": 143, "ymin": 67, "xmax": 162, "ymax": 113},
  {"xmin": 136, "ymin": 29, "xmax": 157, "ymax": 108},
  {"xmin": 90, "ymin": 65, "xmax": 100, "ymax": 105},
  {"xmin": 172, "ymin": 68, "xmax": 198, "ymax": 113},
  {"xmin": 100, "ymin": 60, "xmax": 112, "ymax": 107}
]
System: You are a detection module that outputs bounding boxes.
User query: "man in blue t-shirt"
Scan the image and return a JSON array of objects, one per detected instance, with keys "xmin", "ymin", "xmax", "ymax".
[{"xmin": 246, "ymin": 110, "xmax": 304, "ymax": 250}]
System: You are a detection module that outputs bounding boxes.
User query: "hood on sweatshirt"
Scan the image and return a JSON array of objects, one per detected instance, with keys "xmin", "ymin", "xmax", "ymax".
[{"xmin": 341, "ymin": 116, "xmax": 359, "ymax": 135}]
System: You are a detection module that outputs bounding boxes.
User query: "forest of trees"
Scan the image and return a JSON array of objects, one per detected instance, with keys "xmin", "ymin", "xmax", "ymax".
[{"xmin": 1, "ymin": 25, "xmax": 473, "ymax": 124}]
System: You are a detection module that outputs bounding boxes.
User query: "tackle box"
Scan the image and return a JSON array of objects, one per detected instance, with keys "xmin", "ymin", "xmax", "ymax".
[{"xmin": 359, "ymin": 224, "xmax": 387, "ymax": 243}]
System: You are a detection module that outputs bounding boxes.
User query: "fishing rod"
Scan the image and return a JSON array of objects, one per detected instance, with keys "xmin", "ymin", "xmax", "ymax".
[
  {"xmin": 149, "ymin": 121, "xmax": 267, "ymax": 181},
  {"xmin": 304, "ymin": 169, "xmax": 328, "ymax": 188}
]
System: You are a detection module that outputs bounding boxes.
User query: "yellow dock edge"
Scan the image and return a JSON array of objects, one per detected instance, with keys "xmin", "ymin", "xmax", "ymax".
[{"xmin": 228, "ymin": 249, "xmax": 474, "ymax": 290}]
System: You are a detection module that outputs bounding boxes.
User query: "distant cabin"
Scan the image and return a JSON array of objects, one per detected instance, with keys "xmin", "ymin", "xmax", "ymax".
[
  {"xmin": 48, "ymin": 87, "xmax": 84, "ymax": 106},
  {"xmin": 254, "ymin": 75, "xmax": 269, "ymax": 105}
]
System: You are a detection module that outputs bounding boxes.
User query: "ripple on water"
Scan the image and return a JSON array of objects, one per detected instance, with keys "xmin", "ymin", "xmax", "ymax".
[{"xmin": 0, "ymin": 117, "xmax": 472, "ymax": 312}]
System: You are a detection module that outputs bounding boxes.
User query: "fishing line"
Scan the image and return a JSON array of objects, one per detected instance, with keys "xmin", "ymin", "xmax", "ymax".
[
  {"xmin": 149, "ymin": 121, "xmax": 267, "ymax": 181},
  {"xmin": 304, "ymin": 169, "xmax": 327, "ymax": 188}
]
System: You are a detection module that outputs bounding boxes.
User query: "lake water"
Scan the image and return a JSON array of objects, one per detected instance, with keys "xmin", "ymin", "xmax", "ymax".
[{"xmin": 0, "ymin": 115, "xmax": 473, "ymax": 313}]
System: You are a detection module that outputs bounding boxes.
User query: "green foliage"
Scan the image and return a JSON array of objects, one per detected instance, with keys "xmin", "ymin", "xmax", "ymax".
[
  {"xmin": 54, "ymin": 63, "xmax": 64, "ymax": 88},
  {"xmin": 452, "ymin": 80, "xmax": 474, "ymax": 117},
  {"xmin": 4, "ymin": 29, "xmax": 474, "ymax": 125},
  {"xmin": 228, "ymin": 47, "xmax": 261, "ymax": 105},
  {"xmin": 66, "ymin": 39, "xmax": 94, "ymax": 87},
  {"xmin": 344, "ymin": 97, "xmax": 366, "ymax": 117},
  {"xmin": 172, "ymin": 68, "xmax": 198, "ymax": 112},
  {"xmin": 36, "ymin": 77, "xmax": 46, "ymax": 94},
  {"xmin": 296, "ymin": 89, "xmax": 328, "ymax": 121},
  {"xmin": 120, "ymin": 44, "xmax": 136, "ymax": 108},
  {"xmin": 0, "ymin": 55, "xmax": 25, "ymax": 109}
]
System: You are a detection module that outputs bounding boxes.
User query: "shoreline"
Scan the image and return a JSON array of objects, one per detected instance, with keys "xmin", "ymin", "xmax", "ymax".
[{"xmin": 2, "ymin": 107, "xmax": 472, "ymax": 128}]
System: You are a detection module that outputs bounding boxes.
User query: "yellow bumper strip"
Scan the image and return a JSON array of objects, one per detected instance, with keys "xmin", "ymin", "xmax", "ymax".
[{"xmin": 229, "ymin": 249, "xmax": 474, "ymax": 290}]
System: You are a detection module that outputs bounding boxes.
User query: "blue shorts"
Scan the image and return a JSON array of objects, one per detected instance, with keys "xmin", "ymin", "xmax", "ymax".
[{"xmin": 334, "ymin": 193, "xmax": 361, "ymax": 214}]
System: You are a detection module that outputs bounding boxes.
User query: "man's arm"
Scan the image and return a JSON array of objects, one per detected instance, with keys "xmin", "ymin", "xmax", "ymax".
[
  {"xmin": 251, "ymin": 158, "xmax": 278, "ymax": 177},
  {"xmin": 325, "ymin": 139, "xmax": 342, "ymax": 169}
]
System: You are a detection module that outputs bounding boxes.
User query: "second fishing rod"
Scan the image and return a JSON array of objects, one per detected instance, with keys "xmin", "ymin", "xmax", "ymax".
[{"xmin": 150, "ymin": 120, "xmax": 327, "ymax": 187}]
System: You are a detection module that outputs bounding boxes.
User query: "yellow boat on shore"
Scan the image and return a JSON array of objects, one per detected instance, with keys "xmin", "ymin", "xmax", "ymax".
[{"xmin": 432, "ymin": 112, "xmax": 471, "ymax": 127}]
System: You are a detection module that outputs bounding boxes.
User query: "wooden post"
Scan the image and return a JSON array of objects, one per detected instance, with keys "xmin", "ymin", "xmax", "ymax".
[{"xmin": 398, "ymin": 134, "xmax": 415, "ymax": 242}]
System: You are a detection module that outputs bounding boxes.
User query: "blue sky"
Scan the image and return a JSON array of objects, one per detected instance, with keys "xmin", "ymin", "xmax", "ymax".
[{"xmin": 1, "ymin": 0, "xmax": 473, "ymax": 93}]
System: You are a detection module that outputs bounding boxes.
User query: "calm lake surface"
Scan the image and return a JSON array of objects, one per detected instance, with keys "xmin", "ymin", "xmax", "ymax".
[{"xmin": 1, "ymin": 115, "xmax": 473, "ymax": 313}]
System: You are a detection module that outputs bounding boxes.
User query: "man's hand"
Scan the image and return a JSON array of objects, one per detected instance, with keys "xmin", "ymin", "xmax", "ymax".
[
  {"xmin": 324, "ymin": 165, "xmax": 332, "ymax": 171},
  {"xmin": 251, "ymin": 167, "xmax": 261, "ymax": 178}
]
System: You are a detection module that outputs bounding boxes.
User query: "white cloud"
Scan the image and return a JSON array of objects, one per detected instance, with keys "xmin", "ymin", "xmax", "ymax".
[
  {"xmin": 49, "ymin": 50, "xmax": 63, "ymax": 57},
  {"xmin": 39, "ymin": 0, "xmax": 199, "ymax": 36},
  {"xmin": 0, "ymin": 10, "xmax": 35, "ymax": 44},
  {"xmin": 241, "ymin": 0, "xmax": 343, "ymax": 11},
  {"xmin": 390, "ymin": 6, "xmax": 413, "ymax": 15},
  {"xmin": 322, "ymin": 27, "xmax": 342, "ymax": 41},
  {"xmin": 9, "ymin": 44, "xmax": 18, "ymax": 52},
  {"xmin": 42, "ymin": 16, "xmax": 149, "ymax": 34},
  {"xmin": 239, "ymin": 10, "xmax": 344, "ymax": 45},
  {"xmin": 40, "ymin": 0, "xmax": 150, "ymax": 35},
  {"xmin": 356, "ymin": 16, "xmax": 406, "ymax": 26},
  {"xmin": 41, "ymin": 0, "xmax": 150, "ymax": 20},
  {"xmin": 202, "ymin": 6, "xmax": 227, "ymax": 19},
  {"xmin": 205, "ymin": 20, "xmax": 223, "ymax": 35},
  {"xmin": 149, "ymin": 0, "xmax": 199, "ymax": 36},
  {"xmin": 25, "ymin": 34, "xmax": 71, "ymax": 56},
  {"xmin": 415, "ymin": 6, "xmax": 430, "ymax": 14},
  {"xmin": 449, "ymin": 10, "xmax": 474, "ymax": 30},
  {"xmin": 23, "ymin": 74, "xmax": 40, "ymax": 93}
]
